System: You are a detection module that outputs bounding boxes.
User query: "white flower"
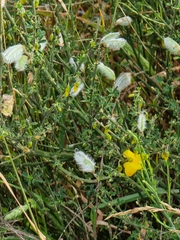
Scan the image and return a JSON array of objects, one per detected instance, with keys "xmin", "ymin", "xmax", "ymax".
[
  {"xmin": 106, "ymin": 38, "xmax": 127, "ymax": 51},
  {"xmin": 97, "ymin": 62, "xmax": 115, "ymax": 80},
  {"xmin": 137, "ymin": 111, "xmax": 146, "ymax": 133},
  {"xmin": 69, "ymin": 57, "xmax": 85, "ymax": 73},
  {"xmin": 101, "ymin": 32, "xmax": 127, "ymax": 51},
  {"xmin": 2, "ymin": 44, "xmax": 24, "ymax": 64},
  {"xmin": 101, "ymin": 32, "xmax": 121, "ymax": 45},
  {"xmin": 14, "ymin": 55, "xmax": 28, "ymax": 71},
  {"xmin": 69, "ymin": 57, "xmax": 77, "ymax": 71},
  {"xmin": 164, "ymin": 37, "xmax": 180, "ymax": 55},
  {"xmin": 59, "ymin": 32, "xmax": 64, "ymax": 48},
  {"xmin": 114, "ymin": 72, "xmax": 132, "ymax": 92},
  {"xmin": 70, "ymin": 80, "xmax": 84, "ymax": 97},
  {"xmin": 115, "ymin": 16, "xmax": 132, "ymax": 26},
  {"xmin": 1, "ymin": 0, "xmax": 6, "ymax": 8},
  {"xmin": 79, "ymin": 63, "xmax": 85, "ymax": 73},
  {"xmin": 74, "ymin": 150, "xmax": 95, "ymax": 172},
  {"xmin": 39, "ymin": 37, "xmax": 48, "ymax": 51}
]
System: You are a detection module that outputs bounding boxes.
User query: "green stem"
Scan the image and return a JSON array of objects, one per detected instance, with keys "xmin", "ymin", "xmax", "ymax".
[
  {"xmin": 143, "ymin": 180, "xmax": 180, "ymax": 237},
  {"xmin": 166, "ymin": 161, "xmax": 171, "ymax": 205},
  {"xmin": 0, "ymin": 5, "xmax": 3, "ymax": 94},
  {"xmin": 4, "ymin": 6, "xmax": 26, "ymax": 44},
  {"xmin": 2, "ymin": 134, "xmax": 40, "ymax": 239}
]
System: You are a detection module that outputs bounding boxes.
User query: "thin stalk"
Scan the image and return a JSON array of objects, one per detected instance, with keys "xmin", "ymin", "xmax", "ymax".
[
  {"xmin": 2, "ymin": 134, "xmax": 41, "ymax": 239},
  {"xmin": 166, "ymin": 161, "xmax": 171, "ymax": 205},
  {"xmin": 142, "ymin": 180, "xmax": 180, "ymax": 238},
  {"xmin": 4, "ymin": 6, "xmax": 26, "ymax": 44}
]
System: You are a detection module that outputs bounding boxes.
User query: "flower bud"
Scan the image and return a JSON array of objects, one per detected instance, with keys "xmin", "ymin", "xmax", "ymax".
[
  {"xmin": 137, "ymin": 111, "xmax": 146, "ymax": 133},
  {"xmin": 115, "ymin": 16, "xmax": 132, "ymax": 26},
  {"xmin": 114, "ymin": 72, "xmax": 131, "ymax": 92},
  {"xmin": 164, "ymin": 37, "xmax": 180, "ymax": 55},
  {"xmin": 161, "ymin": 151, "xmax": 169, "ymax": 162},
  {"xmin": 59, "ymin": 32, "xmax": 64, "ymax": 48},
  {"xmin": 97, "ymin": 62, "xmax": 115, "ymax": 80}
]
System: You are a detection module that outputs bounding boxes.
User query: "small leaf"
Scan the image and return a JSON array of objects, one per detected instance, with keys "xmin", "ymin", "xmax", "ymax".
[{"xmin": 4, "ymin": 204, "xmax": 29, "ymax": 221}]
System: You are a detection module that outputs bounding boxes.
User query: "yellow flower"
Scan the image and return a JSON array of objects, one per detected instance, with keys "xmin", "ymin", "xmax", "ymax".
[
  {"xmin": 104, "ymin": 126, "xmax": 112, "ymax": 140},
  {"xmin": 161, "ymin": 151, "xmax": 169, "ymax": 162},
  {"xmin": 123, "ymin": 150, "xmax": 142, "ymax": 177},
  {"xmin": 65, "ymin": 85, "xmax": 70, "ymax": 97},
  {"xmin": 70, "ymin": 80, "xmax": 84, "ymax": 97}
]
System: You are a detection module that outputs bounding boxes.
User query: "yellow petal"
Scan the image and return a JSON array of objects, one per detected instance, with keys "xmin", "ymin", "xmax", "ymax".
[
  {"xmin": 124, "ymin": 162, "xmax": 138, "ymax": 177},
  {"xmin": 133, "ymin": 153, "xmax": 142, "ymax": 162},
  {"xmin": 74, "ymin": 82, "xmax": 80, "ymax": 93},
  {"xmin": 65, "ymin": 86, "xmax": 70, "ymax": 97},
  {"xmin": 123, "ymin": 150, "xmax": 134, "ymax": 160},
  {"xmin": 162, "ymin": 152, "xmax": 169, "ymax": 162},
  {"xmin": 130, "ymin": 160, "xmax": 142, "ymax": 170}
]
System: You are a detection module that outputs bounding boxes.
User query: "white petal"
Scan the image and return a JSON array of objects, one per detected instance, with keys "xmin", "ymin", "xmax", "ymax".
[
  {"xmin": 39, "ymin": 38, "xmax": 48, "ymax": 51},
  {"xmin": 70, "ymin": 82, "xmax": 84, "ymax": 97},
  {"xmin": 74, "ymin": 151, "xmax": 95, "ymax": 172},
  {"xmin": 101, "ymin": 32, "xmax": 120, "ymax": 45},
  {"xmin": 115, "ymin": 16, "xmax": 132, "ymax": 26},
  {"xmin": 80, "ymin": 63, "xmax": 85, "ymax": 73},
  {"xmin": 106, "ymin": 38, "xmax": 127, "ymax": 51},
  {"xmin": 2, "ymin": 44, "xmax": 24, "ymax": 64},
  {"xmin": 59, "ymin": 32, "xmax": 64, "ymax": 48},
  {"xmin": 114, "ymin": 72, "xmax": 132, "ymax": 92},
  {"xmin": 69, "ymin": 57, "xmax": 77, "ymax": 70},
  {"xmin": 14, "ymin": 55, "xmax": 28, "ymax": 71}
]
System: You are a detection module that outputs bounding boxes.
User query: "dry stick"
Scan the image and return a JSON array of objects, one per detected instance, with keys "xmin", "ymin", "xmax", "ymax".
[
  {"xmin": 58, "ymin": 0, "xmax": 69, "ymax": 15},
  {"xmin": 105, "ymin": 204, "xmax": 180, "ymax": 220},
  {"xmin": 0, "ymin": 173, "xmax": 46, "ymax": 240}
]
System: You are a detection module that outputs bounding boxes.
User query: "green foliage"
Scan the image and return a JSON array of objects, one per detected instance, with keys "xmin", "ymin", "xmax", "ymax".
[{"xmin": 0, "ymin": 0, "xmax": 180, "ymax": 239}]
